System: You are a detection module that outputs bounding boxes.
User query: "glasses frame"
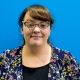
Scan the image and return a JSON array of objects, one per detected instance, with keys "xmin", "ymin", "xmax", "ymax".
[{"xmin": 22, "ymin": 21, "xmax": 50, "ymax": 29}]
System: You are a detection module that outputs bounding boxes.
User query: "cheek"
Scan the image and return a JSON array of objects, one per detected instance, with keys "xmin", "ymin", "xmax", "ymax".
[
  {"xmin": 44, "ymin": 28, "xmax": 51, "ymax": 37},
  {"xmin": 22, "ymin": 27, "xmax": 32, "ymax": 35}
]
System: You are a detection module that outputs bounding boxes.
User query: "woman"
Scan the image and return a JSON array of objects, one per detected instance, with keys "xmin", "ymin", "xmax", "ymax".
[{"xmin": 0, "ymin": 4, "xmax": 80, "ymax": 80}]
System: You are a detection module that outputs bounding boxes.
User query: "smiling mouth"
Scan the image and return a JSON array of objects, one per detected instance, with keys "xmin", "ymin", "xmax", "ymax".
[{"xmin": 30, "ymin": 36, "xmax": 42, "ymax": 38}]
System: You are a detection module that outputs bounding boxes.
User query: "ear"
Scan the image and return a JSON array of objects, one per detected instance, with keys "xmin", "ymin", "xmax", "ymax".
[
  {"xmin": 49, "ymin": 30, "xmax": 51, "ymax": 36},
  {"xmin": 21, "ymin": 28, "xmax": 23, "ymax": 34}
]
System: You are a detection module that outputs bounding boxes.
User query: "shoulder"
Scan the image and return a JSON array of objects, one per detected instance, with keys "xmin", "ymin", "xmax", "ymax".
[
  {"xmin": 51, "ymin": 46, "xmax": 80, "ymax": 79},
  {"xmin": 51, "ymin": 45, "xmax": 79, "ymax": 65},
  {"xmin": 0, "ymin": 46, "xmax": 22, "ymax": 70},
  {"xmin": 52, "ymin": 46, "xmax": 73, "ymax": 58},
  {"xmin": 0, "ymin": 46, "xmax": 22, "ymax": 76},
  {"xmin": 0, "ymin": 46, "xmax": 22, "ymax": 59}
]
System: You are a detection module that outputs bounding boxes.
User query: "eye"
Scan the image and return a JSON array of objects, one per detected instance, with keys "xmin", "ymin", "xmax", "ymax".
[
  {"xmin": 29, "ymin": 23, "xmax": 34, "ymax": 27},
  {"xmin": 40, "ymin": 23, "xmax": 47, "ymax": 28},
  {"xmin": 24, "ymin": 22, "xmax": 35, "ymax": 28}
]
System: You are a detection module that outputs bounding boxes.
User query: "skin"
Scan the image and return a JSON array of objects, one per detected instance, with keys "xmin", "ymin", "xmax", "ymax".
[
  {"xmin": 21, "ymin": 12, "xmax": 52, "ymax": 67},
  {"xmin": 22, "ymin": 12, "xmax": 51, "ymax": 48}
]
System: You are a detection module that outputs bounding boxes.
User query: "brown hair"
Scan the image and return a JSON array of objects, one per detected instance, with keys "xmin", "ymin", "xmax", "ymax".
[{"xmin": 18, "ymin": 4, "xmax": 54, "ymax": 28}]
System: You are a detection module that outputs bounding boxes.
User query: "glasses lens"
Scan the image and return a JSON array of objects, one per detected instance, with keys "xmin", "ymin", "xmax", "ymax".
[
  {"xmin": 24, "ymin": 22, "xmax": 35, "ymax": 29},
  {"xmin": 39, "ymin": 22, "xmax": 49, "ymax": 29}
]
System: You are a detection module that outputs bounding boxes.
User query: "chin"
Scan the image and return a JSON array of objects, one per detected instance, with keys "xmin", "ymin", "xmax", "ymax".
[{"xmin": 29, "ymin": 42, "xmax": 43, "ymax": 47}]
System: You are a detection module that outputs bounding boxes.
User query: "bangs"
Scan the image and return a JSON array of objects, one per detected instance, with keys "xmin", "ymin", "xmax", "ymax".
[
  {"xmin": 18, "ymin": 4, "xmax": 54, "ymax": 28},
  {"xmin": 28, "ymin": 8, "xmax": 52, "ymax": 22}
]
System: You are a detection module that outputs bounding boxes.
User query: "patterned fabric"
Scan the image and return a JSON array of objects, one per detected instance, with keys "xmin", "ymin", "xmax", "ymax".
[{"xmin": 0, "ymin": 45, "xmax": 80, "ymax": 80}]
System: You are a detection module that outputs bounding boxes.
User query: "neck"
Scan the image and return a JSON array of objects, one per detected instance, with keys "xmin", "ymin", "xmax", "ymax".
[
  {"xmin": 22, "ymin": 43, "xmax": 51, "ymax": 56},
  {"xmin": 22, "ymin": 43, "xmax": 52, "ymax": 67}
]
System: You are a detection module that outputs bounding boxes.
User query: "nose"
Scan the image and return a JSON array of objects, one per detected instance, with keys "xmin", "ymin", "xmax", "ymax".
[{"xmin": 33, "ymin": 25, "xmax": 40, "ymax": 32}]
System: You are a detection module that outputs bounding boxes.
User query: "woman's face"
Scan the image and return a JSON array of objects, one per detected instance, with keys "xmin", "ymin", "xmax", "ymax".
[{"xmin": 22, "ymin": 12, "xmax": 51, "ymax": 47}]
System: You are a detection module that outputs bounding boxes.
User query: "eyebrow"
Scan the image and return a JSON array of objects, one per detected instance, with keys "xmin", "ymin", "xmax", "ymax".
[
  {"xmin": 25, "ymin": 20, "xmax": 47, "ymax": 23},
  {"xmin": 26, "ymin": 20, "xmax": 34, "ymax": 22}
]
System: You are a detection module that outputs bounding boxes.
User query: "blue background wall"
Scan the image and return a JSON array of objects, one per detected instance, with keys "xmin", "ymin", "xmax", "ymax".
[{"xmin": 0, "ymin": 0, "xmax": 80, "ymax": 63}]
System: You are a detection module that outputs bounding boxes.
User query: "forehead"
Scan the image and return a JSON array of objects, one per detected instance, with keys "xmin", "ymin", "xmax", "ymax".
[{"xmin": 23, "ymin": 12, "xmax": 32, "ymax": 21}]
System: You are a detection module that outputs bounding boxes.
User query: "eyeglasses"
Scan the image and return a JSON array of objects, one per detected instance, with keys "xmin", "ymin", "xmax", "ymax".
[{"xmin": 22, "ymin": 21, "xmax": 50, "ymax": 29}]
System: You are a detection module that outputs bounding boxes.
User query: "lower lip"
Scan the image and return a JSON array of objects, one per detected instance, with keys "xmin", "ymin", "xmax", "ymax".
[{"xmin": 31, "ymin": 36, "xmax": 42, "ymax": 39}]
